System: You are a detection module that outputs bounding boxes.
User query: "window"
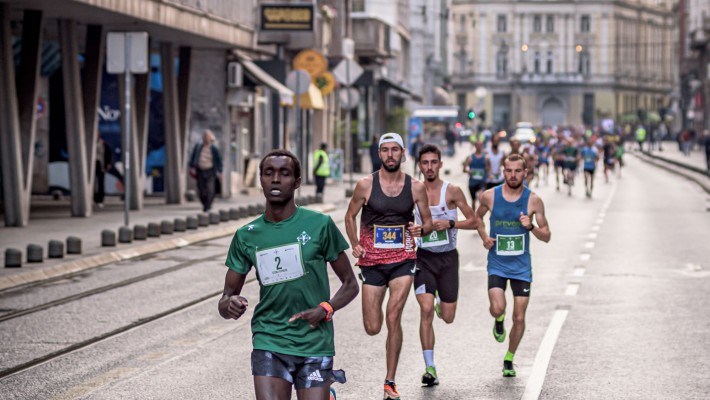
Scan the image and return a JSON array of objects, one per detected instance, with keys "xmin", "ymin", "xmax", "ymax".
[
  {"xmin": 497, "ymin": 14, "xmax": 507, "ymax": 33},
  {"xmin": 533, "ymin": 15, "xmax": 542, "ymax": 32},
  {"xmin": 581, "ymin": 15, "xmax": 591, "ymax": 32},
  {"xmin": 546, "ymin": 51, "xmax": 554, "ymax": 74},
  {"xmin": 546, "ymin": 15, "xmax": 554, "ymax": 33},
  {"xmin": 578, "ymin": 51, "xmax": 591, "ymax": 75},
  {"xmin": 534, "ymin": 51, "xmax": 541, "ymax": 73},
  {"xmin": 352, "ymin": 0, "xmax": 365, "ymax": 12},
  {"xmin": 497, "ymin": 51, "xmax": 508, "ymax": 77}
]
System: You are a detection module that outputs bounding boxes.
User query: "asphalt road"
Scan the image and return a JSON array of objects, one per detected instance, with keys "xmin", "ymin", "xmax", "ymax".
[{"xmin": 1, "ymin": 148, "xmax": 708, "ymax": 399}]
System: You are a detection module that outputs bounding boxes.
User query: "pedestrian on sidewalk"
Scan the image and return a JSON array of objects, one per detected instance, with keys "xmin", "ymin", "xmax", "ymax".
[
  {"xmin": 94, "ymin": 137, "xmax": 112, "ymax": 208},
  {"xmin": 635, "ymin": 124, "xmax": 647, "ymax": 152},
  {"xmin": 218, "ymin": 149, "xmax": 358, "ymax": 400},
  {"xmin": 313, "ymin": 142, "xmax": 330, "ymax": 197},
  {"xmin": 189, "ymin": 130, "xmax": 223, "ymax": 212}
]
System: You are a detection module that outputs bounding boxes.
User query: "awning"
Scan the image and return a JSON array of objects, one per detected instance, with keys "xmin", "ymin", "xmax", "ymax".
[
  {"xmin": 411, "ymin": 107, "xmax": 459, "ymax": 119},
  {"xmin": 299, "ymin": 83, "xmax": 325, "ymax": 110},
  {"xmin": 237, "ymin": 55, "xmax": 294, "ymax": 106},
  {"xmin": 379, "ymin": 77, "xmax": 421, "ymax": 102}
]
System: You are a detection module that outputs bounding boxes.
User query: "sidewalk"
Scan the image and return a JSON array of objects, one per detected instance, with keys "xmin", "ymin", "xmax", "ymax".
[
  {"xmin": 0, "ymin": 177, "xmax": 364, "ymax": 290},
  {"xmin": 643, "ymin": 143, "xmax": 708, "ymax": 174}
]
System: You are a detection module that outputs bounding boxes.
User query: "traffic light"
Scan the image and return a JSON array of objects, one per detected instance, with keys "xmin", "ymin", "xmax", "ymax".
[
  {"xmin": 479, "ymin": 110, "xmax": 487, "ymax": 122},
  {"xmin": 467, "ymin": 109, "xmax": 476, "ymax": 120}
]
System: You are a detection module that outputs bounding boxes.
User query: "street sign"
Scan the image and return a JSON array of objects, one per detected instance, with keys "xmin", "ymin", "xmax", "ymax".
[
  {"xmin": 339, "ymin": 87, "xmax": 359, "ymax": 110},
  {"xmin": 332, "ymin": 59, "xmax": 363, "ymax": 87},
  {"xmin": 315, "ymin": 71, "xmax": 336, "ymax": 96},
  {"xmin": 342, "ymin": 38, "xmax": 354, "ymax": 60},
  {"xmin": 106, "ymin": 32, "xmax": 148, "ymax": 74},
  {"xmin": 293, "ymin": 48, "xmax": 327, "ymax": 78},
  {"xmin": 286, "ymin": 69, "xmax": 311, "ymax": 95}
]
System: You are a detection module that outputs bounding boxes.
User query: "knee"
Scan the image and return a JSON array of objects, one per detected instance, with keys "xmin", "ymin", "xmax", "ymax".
[
  {"xmin": 385, "ymin": 311, "xmax": 403, "ymax": 328},
  {"xmin": 489, "ymin": 304, "xmax": 505, "ymax": 317},
  {"xmin": 363, "ymin": 320, "xmax": 382, "ymax": 336},
  {"xmin": 512, "ymin": 314, "xmax": 526, "ymax": 326},
  {"xmin": 419, "ymin": 303, "xmax": 435, "ymax": 322},
  {"xmin": 442, "ymin": 313, "xmax": 455, "ymax": 324}
]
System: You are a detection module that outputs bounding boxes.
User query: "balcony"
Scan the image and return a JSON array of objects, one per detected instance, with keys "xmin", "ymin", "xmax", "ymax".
[{"xmin": 352, "ymin": 17, "xmax": 391, "ymax": 59}]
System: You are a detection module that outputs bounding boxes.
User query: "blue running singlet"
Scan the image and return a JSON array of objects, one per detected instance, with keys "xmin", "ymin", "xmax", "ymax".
[{"xmin": 487, "ymin": 186, "xmax": 532, "ymax": 282}]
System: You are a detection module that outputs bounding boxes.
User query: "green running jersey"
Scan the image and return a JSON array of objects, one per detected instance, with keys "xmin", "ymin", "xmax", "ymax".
[{"xmin": 225, "ymin": 207, "xmax": 349, "ymax": 357}]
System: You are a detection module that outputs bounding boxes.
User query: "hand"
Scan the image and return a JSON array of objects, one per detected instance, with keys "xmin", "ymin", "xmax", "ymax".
[
  {"xmin": 223, "ymin": 295, "xmax": 248, "ymax": 320},
  {"xmin": 408, "ymin": 222, "xmax": 422, "ymax": 237},
  {"xmin": 289, "ymin": 306, "xmax": 327, "ymax": 328},
  {"xmin": 352, "ymin": 243, "xmax": 366, "ymax": 258},
  {"xmin": 519, "ymin": 211, "xmax": 532, "ymax": 230},
  {"xmin": 483, "ymin": 236, "xmax": 496, "ymax": 250},
  {"xmin": 432, "ymin": 219, "xmax": 449, "ymax": 231}
]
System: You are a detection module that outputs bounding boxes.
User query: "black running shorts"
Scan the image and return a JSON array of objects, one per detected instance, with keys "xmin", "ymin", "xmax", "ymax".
[
  {"xmin": 359, "ymin": 260, "xmax": 416, "ymax": 287},
  {"xmin": 251, "ymin": 350, "xmax": 346, "ymax": 389},
  {"xmin": 584, "ymin": 168, "xmax": 595, "ymax": 176},
  {"xmin": 488, "ymin": 274, "xmax": 531, "ymax": 297},
  {"xmin": 414, "ymin": 249, "xmax": 459, "ymax": 303},
  {"xmin": 468, "ymin": 182, "xmax": 486, "ymax": 200}
]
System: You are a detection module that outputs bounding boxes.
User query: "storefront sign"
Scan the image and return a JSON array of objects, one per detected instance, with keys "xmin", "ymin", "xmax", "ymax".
[{"xmin": 260, "ymin": 4, "xmax": 314, "ymax": 31}]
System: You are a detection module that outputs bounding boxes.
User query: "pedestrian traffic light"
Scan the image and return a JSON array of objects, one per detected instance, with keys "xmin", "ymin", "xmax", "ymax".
[
  {"xmin": 479, "ymin": 110, "xmax": 487, "ymax": 122},
  {"xmin": 467, "ymin": 109, "xmax": 476, "ymax": 120}
]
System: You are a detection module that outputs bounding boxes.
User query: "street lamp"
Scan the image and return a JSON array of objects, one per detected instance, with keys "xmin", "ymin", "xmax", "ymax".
[
  {"xmin": 521, "ymin": 44, "xmax": 528, "ymax": 52},
  {"xmin": 575, "ymin": 44, "xmax": 583, "ymax": 53}
]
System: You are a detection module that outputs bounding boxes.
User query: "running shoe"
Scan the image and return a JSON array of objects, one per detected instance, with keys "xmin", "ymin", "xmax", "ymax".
[
  {"xmin": 493, "ymin": 317, "xmax": 506, "ymax": 343},
  {"xmin": 421, "ymin": 366, "xmax": 439, "ymax": 387},
  {"xmin": 329, "ymin": 387, "xmax": 337, "ymax": 400},
  {"xmin": 503, "ymin": 360, "xmax": 516, "ymax": 377},
  {"xmin": 434, "ymin": 291, "xmax": 442, "ymax": 319},
  {"xmin": 383, "ymin": 381, "xmax": 400, "ymax": 399}
]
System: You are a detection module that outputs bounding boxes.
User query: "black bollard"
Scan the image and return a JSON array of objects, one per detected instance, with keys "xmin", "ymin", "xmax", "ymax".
[
  {"xmin": 147, "ymin": 223, "xmax": 161, "ymax": 237},
  {"xmin": 238, "ymin": 207, "xmax": 248, "ymax": 218},
  {"xmin": 118, "ymin": 227, "xmax": 133, "ymax": 243},
  {"xmin": 48, "ymin": 240, "xmax": 64, "ymax": 258},
  {"xmin": 5, "ymin": 248, "xmax": 22, "ymax": 268},
  {"xmin": 174, "ymin": 218, "xmax": 187, "ymax": 232},
  {"xmin": 209, "ymin": 212, "xmax": 220, "ymax": 225},
  {"xmin": 220, "ymin": 209, "xmax": 230, "ymax": 222},
  {"xmin": 161, "ymin": 220, "xmax": 174, "ymax": 235},
  {"xmin": 186, "ymin": 216, "xmax": 199, "ymax": 229},
  {"xmin": 229, "ymin": 208, "xmax": 239, "ymax": 220},
  {"xmin": 102, "ymin": 230, "xmax": 117, "ymax": 247},
  {"xmin": 66, "ymin": 236, "xmax": 82, "ymax": 254},
  {"xmin": 134, "ymin": 225, "xmax": 147, "ymax": 240},
  {"xmin": 198, "ymin": 213, "xmax": 209, "ymax": 227}
]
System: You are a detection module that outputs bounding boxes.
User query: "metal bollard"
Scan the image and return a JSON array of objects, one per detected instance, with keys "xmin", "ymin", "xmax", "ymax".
[
  {"xmin": 48, "ymin": 240, "xmax": 64, "ymax": 258},
  {"xmin": 174, "ymin": 218, "xmax": 187, "ymax": 232},
  {"xmin": 102, "ymin": 230, "xmax": 117, "ymax": 247},
  {"xmin": 209, "ymin": 212, "xmax": 220, "ymax": 225},
  {"xmin": 315, "ymin": 193, "xmax": 323, "ymax": 203},
  {"xmin": 248, "ymin": 205, "xmax": 258, "ymax": 216},
  {"xmin": 5, "ymin": 248, "xmax": 22, "ymax": 268},
  {"xmin": 66, "ymin": 236, "xmax": 82, "ymax": 254},
  {"xmin": 238, "ymin": 207, "xmax": 248, "ymax": 218},
  {"xmin": 198, "ymin": 213, "xmax": 209, "ymax": 227},
  {"xmin": 229, "ymin": 208, "xmax": 239, "ymax": 220},
  {"xmin": 257, "ymin": 203, "xmax": 266, "ymax": 213},
  {"xmin": 220, "ymin": 209, "xmax": 230, "ymax": 222},
  {"xmin": 134, "ymin": 225, "xmax": 147, "ymax": 240},
  {"xmin": 186, "ymin": 216, "xmax": 199, "ymax": 229},
  {"xmin": 161, "ymin": 220, "xmax": 174, "ymax": 235},
  {"xmin": 147, "ymin": 223, "xmax": 161, "ymax": 237},
  {"xmin": 118, "ymin": 227, "xmax": 133, "ymax": 243}
]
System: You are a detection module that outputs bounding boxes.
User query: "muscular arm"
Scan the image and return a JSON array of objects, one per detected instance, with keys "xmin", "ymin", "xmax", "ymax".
[
  {"xmin": 475, "ymin": 190, "xmax": 495, "ymax": 250},
  {"xmin": 344, "ymin": 178, "xmax": 370, "ymax": 257},
  {"xmin": 327, "ymin": 252, "xmax": 359, "ymax": 312},
  {"xmin": 449, "ymin": 184, "xmax": 477, "ymax": 230},
  {"xmin": 462, "ymin": 156, "xmax": 472, "ymax": 173},
  {"xmin": 217, "ymin": 269, "xmax": 248, "ymax": 320},
  {"xmin": 529, "ymin": 194, "xmax": 551, "ymax": 242},
  {"xmin": 412, "ymin": 180, "xmax": 433, "ymax": 235}
]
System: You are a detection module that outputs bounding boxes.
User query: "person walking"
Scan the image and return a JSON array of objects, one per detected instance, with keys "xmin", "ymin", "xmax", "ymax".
[
  {"xmin": 218, "ymin": 150, "xmax": 359, "ymax": 400},
  {"xmin": 313, "ymin": 143, "xmax": 330, "ymax": 198},
  {"xmin": 189, "ymin": 130, "xmax": 223, "ymax": 212},
  {"xmin": 635, "ymin": 124, "xmax": 647, "ymax": 152},
  {"xmin": 475, "ymin": 154, "xmax": 551, "ymax": 378},
  {"xmin": 344, "ymin": 133, "xmax": 433, "ymax": 400},
  {"xmin": 94, "ymin": 137, "xmax": 112, "ymax": 208},
  {"xmin": 463, "ymin": 139, "xmax": 490, "ymax": 210}
]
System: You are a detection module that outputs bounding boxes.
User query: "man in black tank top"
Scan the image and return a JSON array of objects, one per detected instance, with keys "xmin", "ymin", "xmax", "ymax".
[{"xmin": 345, "ymin": 133, "xmax": 433, "ymax": 400}]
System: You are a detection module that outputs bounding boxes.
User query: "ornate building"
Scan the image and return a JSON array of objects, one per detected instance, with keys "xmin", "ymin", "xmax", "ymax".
[{"xmin": 449, "ymin": 0, "xmax": 677, "ymax": 130}]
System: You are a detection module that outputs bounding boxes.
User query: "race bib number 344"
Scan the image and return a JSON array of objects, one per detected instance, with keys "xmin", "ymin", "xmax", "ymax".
[
  {"xmin": 496, "ymin": 234, "xmax": 525, "ymax": 256},
  {"xmin": 255, "ymin": 243, "xmax": 305, "ymax": 286},
  {"xmin": 373, "ymin": 225, "xmax": 405, "ymax": 249}
]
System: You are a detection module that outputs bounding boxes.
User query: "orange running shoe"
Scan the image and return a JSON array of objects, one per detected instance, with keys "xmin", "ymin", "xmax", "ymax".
[{"xmin": 383, "ymin": 380, "xmax": 400, "ymax": 399}]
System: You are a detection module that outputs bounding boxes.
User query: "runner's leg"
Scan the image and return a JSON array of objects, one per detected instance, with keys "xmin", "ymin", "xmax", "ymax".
[
  {"xmin": 296, "ymin": 387, "xmax": 331, "ymax": 400},
  {"xmin": 255, "ymin": 376, "xmax": 292, "ymax": 400},
  {"xmin": 508, "ymin": 295, "xmax": 530, "ymax": 354},
  {"xmin": 488, "ymin": 287, "xmax": 506, "ymax": 318},
  {"xmin": 385, "ymin": 275, "xmax": 414, "ymax": 381},
  {"xmin": 362, "ymin": 284, "xmax": 387, "ymax": 335},
  {"xmin": 416, "ymin": 293, "xmax": 436, "ymax": 351}
]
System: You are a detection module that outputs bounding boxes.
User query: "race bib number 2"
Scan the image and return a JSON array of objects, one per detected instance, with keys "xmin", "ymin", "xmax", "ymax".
[
  {"xmin": 255, "ymin": 243, "xmax": 305, "ymax": 286},
  {"xmin": 496, "ymin": 234, "xmax": 524, "ymax": 256},
  {"xmin": 374, "ymin": 225, "xmax": 405, "ymax": 249}
]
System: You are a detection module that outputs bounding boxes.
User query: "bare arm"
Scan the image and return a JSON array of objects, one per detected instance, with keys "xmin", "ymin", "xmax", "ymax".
[
  {"xmin": 218, "ymin": 269, "xmax": 248, "ymax": 320},
  {"xmin": 529, "ymin": 194, "xmax": 551, "ymax": 243},
  {"xmin": 344, "ymin": 178, "xmax": 371, "ymax": 258},
  {"xmin": 449, "ymin": 184, "xmax": 477, "ymax": 230},
  {"xmin": 462, "ymin": 156, "xmax": 472, "ymax": 173},
  {"xmin": 288, "ymin": 252, "xmax": 359, "ymax": 327},
  {"xmin": 411, "ymin": 180, "xmax": 433, "ymax": 235},
  {"xmin": 476, "ymin": 189, "xmax": 496, "ymax": 250}
]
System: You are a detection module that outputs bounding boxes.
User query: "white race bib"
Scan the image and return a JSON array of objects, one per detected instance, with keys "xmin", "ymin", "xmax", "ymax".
[
  {"xmin": 255, "ymin": 243, "xmax": 305, "ymax": 286},
  {"xmin": 496, "ymin": 234, "xmax": 525, "ymax": 256},
  {"xmin": 420, "ymin": 229, "xmax": 450, "ymax": 248}
]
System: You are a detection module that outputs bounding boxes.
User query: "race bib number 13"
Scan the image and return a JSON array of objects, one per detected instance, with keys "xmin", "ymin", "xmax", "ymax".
[
  {"xmin": 496, "ymin": 234, "xmax": 524, "ymax": 256},
  {"xmin": 255, "ymin": 243, "xmax": 305, "ymax": 286}
]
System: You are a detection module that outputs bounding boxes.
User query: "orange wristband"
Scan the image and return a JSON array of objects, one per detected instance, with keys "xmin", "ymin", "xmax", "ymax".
[{"xmin": 319, "ymin": 301, "xmax": 334, "ymax": 322}]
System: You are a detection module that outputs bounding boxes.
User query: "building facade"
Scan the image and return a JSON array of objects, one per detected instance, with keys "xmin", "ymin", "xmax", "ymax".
[
  {"xmin": 680, "ymin": 0, "xmax": 710, "ymax": 131},
  {"xmin": 450, "ymin": 0, "xmax": 677, "ymax": 131}
]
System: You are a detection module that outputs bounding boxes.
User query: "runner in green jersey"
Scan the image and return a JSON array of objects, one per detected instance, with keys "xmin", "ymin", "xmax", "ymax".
[{"xmin": 219, "ymin": 149, "xmax": 359, "ymax": 400}]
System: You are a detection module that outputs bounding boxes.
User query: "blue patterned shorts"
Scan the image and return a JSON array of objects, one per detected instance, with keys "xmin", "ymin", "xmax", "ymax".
[{"xmin": 251, "ymin": 350, "xmax": 346, "ymax": 389}]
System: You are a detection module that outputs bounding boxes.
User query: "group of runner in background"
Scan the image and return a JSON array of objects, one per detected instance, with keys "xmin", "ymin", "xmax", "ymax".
[{"xmin": 464, "ymin": 125, "xmax": 628, "ymax": 205}]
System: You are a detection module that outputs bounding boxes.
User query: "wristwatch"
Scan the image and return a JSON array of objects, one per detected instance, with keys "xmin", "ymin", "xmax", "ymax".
[
  {"xmin": 449, "ymin": 220, "xmax": 455, "ymax": 229},
  {"xmin": 526, "ymin": 224, "xmax": 535, "ymax": 231}
]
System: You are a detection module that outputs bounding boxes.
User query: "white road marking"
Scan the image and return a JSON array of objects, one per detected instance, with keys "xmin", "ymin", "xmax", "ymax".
[
  {"xmin": 584, "ymin": 242, "xmax": 595, "ymax": 249},
  {"xmin": 587, "ymin": 233, "xmax": 598, "ymax": 240},
  {"xmin": 595, "ymin": 218, "xmax": 604, "ymax": 224},
  {"xmin": 599, "ymin": 212, "xmax": 606, "ymax": 218},
  {"xmin": 580, "ymin": 253, "xmax": 591, "ymax": 261},
  {"xmin": 573, "ymin": 267, "xmax": 585, "ymax": 277},
  {"xmin": 565, "ymin": 283, "xmax": 580, "ymax": 296},
  {"xmin": 521, "ymin": 308, "xmax": 570, "ymax": 400},
  {"xmin": 591, "ymin": 225, "xmax": 600, "ymax": 232}
]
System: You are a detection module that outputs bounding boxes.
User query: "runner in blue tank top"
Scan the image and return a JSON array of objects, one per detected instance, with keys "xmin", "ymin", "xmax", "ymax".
[
  {"xmin": 462, "ymin": 139, "xmax": 490, "ymax": 210},
  {"xmin": 475, "ymin": 153, "xmax": 551, "ymax": 378},
  {"xmin": 581, "ymin": 137, "xmax": 599, "ymax": 198}
]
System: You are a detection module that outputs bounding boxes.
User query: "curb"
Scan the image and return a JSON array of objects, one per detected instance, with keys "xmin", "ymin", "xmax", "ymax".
[
  {"xmin": 633, "ymin": 153, "xmax": 710, "ymax": 195},
  {"xmin": 641, "ymin": 150, "xmax": 710, "ymax": 177},
  {"xmin": 0, "ymin": 204, "xmax": 337, "ymax": 292}
]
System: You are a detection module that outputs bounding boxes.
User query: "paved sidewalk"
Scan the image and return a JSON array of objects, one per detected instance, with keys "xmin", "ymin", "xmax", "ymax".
[
  {"xmin": 644, "ymin": 144, "xmax": 708, "ymax": 173},
  {"xmin": 0, "ymin": 177, "xmax": 363, "ymax": 290}
]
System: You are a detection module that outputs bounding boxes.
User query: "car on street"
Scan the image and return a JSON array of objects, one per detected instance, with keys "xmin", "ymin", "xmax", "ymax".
[{"xmin": 512, "ymin": 122, "xmax": 536, "ymax": 143}]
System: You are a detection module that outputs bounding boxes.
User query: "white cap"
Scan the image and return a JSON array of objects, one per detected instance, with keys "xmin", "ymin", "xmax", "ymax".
[{"xmin": 379, "ymin": 132, "xmax": 404, "ymax": 149}]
